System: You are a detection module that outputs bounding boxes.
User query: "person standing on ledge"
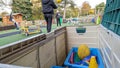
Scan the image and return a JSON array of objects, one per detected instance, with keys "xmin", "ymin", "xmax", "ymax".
[{"xmin": 41, "ymin": 0, "xmax": 57, "ymax": 33}]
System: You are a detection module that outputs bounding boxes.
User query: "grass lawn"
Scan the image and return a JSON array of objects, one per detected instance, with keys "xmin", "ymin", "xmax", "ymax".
[
  {"xmin": 0, "ymin": 23, "xmax": 96, "ymax": 46},
  {"xmin": 0, "ymin": 34, "xmax": 36, "ymax": 46},
  {"xmin": 0, "ymin": 23, "xmax": 71, "ymax": 46}
]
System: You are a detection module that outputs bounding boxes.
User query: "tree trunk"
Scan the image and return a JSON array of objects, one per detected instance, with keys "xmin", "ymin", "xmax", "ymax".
[{"xmin": 63, "ymin": 0, "xmax": 67, "ymax": 20}]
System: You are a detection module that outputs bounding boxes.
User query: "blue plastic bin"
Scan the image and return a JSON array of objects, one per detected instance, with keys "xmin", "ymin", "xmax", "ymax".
[
  {"xmin": 64, "ymin": 47, "xmax": 105, "ymax": 68},
  {"xmin": 51, "ymin": 66, "xmax": 64, "ymax": 68}
]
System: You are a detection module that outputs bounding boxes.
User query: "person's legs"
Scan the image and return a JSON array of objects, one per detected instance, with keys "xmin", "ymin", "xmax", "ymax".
[
  {"xmin": 44, "ymin": 14, "xmax": 53, "ymax": 33},
  {"xmin": 58, "ymin": 18, "xmax": 61, "ymax": 26},
  {"xmin": 57, "ymin": 18, "xmax": 59, "ymax": 26},
  {"xmin": 47, "ymin": 14, "xmax": 52, "ymax": 32},
  {"xmin": 14, "ymin": 22, "xmax": 19, "ymax": 30},
  {"xmin": 44, "ymin": 14, "xmax": 49, "ymax": 32}
]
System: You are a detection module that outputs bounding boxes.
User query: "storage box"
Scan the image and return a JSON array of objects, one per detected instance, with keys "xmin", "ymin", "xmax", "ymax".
[
  {"xmin": 76, "ymin": 27, "xmax": 86, "ymax": 33},
  {"xmin": 64, "ymin": 47, "xmax": 105, "ymax": 68}
]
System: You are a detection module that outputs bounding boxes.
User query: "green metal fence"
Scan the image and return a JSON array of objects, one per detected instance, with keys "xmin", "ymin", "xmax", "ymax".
[{"xmin": 102, "ymin": 0, "xmax": 120, "ymax": 36}]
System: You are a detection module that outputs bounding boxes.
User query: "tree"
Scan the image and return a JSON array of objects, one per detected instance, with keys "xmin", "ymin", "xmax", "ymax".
[
  {"xmin": 81, "ymin": 1, "xmax": 91, "ymax": 16},
  {"xmin": 95, "ymin": 2, "xmax": 105, "ymax": 14},
  {"xmin": 31, "ymin": 0, "xmax": 43, "ymax": 20},
  {"xmin": 12, "ymin": 0, "xmax": 32, "ymax": 21},
  {"xmin": 58, "ymin": 0, "xmax": 76, "ymax": 19},
  {"xmin": 66, "ymin": 7, "xmax": 79, "ymax": 18}
]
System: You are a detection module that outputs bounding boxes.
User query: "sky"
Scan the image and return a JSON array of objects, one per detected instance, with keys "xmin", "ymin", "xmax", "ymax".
[{"xmin": 74, "ymin": 0, "xmax": 106, "ymax": 8}]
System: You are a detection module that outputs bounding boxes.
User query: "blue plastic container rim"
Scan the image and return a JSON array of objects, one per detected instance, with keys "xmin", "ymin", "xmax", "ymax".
[
  {"xmin": 64, "ymin": 47, "xmax": 105, "ymax": 68},
  {"xmin": 51, "ymin": 66, "xmax": 64, "ymax": 68}
]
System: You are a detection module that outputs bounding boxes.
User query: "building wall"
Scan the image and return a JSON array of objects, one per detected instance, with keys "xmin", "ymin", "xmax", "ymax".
[{"xmin": 2, "ymin": 16, "xmax": 13, "ymax": 26}]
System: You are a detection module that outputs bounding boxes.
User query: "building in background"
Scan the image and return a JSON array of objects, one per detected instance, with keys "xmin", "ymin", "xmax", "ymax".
[{"xmin": 2, "ymin": 13, "xmax": 22, "ymax": 26}]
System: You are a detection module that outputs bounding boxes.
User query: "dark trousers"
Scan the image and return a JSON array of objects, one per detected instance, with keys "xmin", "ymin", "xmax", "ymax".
[
  {"xmin": 14, "ymin": 22, "xmax": 19, "ymax": 30},
  {"xmin": 57, "ymin": 18, "xmax": 61, "ymax": 26},
  {"xmin": 44, "ymin": 14, "xmax": 53, "ymax": 33}
]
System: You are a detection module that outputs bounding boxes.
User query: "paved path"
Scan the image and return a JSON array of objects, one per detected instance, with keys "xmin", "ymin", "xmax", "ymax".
[{"xmin": 0, "ymin": 31, "xmax": 21, "ymax": 38}]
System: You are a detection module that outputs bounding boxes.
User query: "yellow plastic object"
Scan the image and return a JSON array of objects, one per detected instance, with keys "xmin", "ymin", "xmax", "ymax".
[
  {"xmin": 89, "ymin": 56, "xmax": 98, "ymax": 68},
  {"xmin": 20, "ymin": 21, "xmax": 41, "ymax": 36},
  {"xmin": 78, "ymin": 44, "xmax": 90, "ymax": 59},
  {"xmin": 56, "ymin": 0, "xmax": 62, "ymax": 3}
]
